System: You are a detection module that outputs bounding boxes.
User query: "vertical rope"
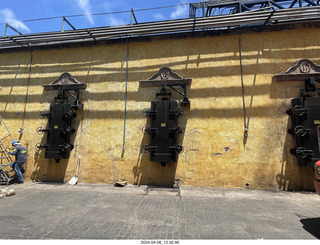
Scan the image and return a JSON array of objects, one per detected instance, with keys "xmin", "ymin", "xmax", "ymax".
[
  {"xmin": 239, "ymin": 26, "xmax": 248, "ymax": 138},
  {"xmin": 20, "ymin": 45, "xmax": 33, "ymax": 134},
  {"xmin": 121, "ymin": 36, "xmax": 129, "ymax": 159}
]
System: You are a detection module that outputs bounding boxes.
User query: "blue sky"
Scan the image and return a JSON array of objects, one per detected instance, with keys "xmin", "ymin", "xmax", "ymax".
[{"xmin": 0, "ymin": 0, "xmax": 196, "ymax": 36}]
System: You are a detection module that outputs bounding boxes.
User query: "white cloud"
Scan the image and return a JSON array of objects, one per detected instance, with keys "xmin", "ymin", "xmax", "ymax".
[
  {"xmin": 0, "ymin": 8, "xmax": 30, "ymax": 33},
  {"xmin": 154, "ymin": 13, "xmax": 165, "ymax": 21},
  {"xmin": 170, "ymin": 1, "xmax": 188, "ymax": 19},
  {"xmin": 101, "ymin": 1, "xmax": 118, "ymax": 11},
  {"xmin": 108, "ymin": 16, "xmax": 126, "ymax": 26},
  {"xmin": 99, "ymin": 1, "xmax": 127, "ymax": 26},
  {"xmin": 73, "ymin": 0, "xmax": 94, "ymax": 25}
]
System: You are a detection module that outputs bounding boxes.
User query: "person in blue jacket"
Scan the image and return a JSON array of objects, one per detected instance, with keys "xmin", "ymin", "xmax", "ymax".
[{"xmin": 7, "ymin": 140, "xmax": 27, "ymax": 184}]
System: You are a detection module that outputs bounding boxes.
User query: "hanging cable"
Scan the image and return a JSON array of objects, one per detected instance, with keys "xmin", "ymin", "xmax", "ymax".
[
  {"xmin": 20, "ymin": 44, "xmax": 33, "ymax": 134},
  {"xmin": 121, "ymin": 36, "xmax": 129, "ymax": 160},
  {"xmin": 239, "ymin": 26, "xmax": 248, "ymax": 138}
]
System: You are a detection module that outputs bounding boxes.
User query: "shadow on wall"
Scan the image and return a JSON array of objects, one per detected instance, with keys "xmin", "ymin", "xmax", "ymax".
[
  {"xmin": 300, "ymin": 217, "xmax": 320, "ymax": 239},
  {"xmin": 4, "ymin": 35, "xmax": 320, "ymax": 187},
  {"xmin": 31, "ymin": 91, "xmax": 84, "ymax": 183},
  {"xmin": 132, "ymin": 88, "xmax": 188, "ymax": 187},
  {"xmin": 31, "ymin": 131, "xmax": 70, "ymax": 183},
  {"xmin": 132, "ymin": 143, "xmax": 179, "ymax": 187},
  {"xmin": 276, "ymin": 117, "xmax": 315, "ymax": 191},
  {"xmin": 271, "ymin": 79, "xmax": 315, "ymax": 191}
]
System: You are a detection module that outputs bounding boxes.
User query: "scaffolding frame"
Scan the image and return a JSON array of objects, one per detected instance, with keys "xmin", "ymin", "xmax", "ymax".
[{"xmin": 189, "ymin": 0, "xmax": 320, "ymax": 17}]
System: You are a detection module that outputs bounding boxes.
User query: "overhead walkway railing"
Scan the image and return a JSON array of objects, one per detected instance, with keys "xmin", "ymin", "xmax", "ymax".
[
  {"xmin": 1, "ymin": 6, "xmax": 320, "ymax": 51},
  {"xmin": 3, "ymin": 23, "xmax": 23, "ymax": 37},
  {"xmin": 189, "ymin": 0, "xmax": 320, "ymax": 18}
]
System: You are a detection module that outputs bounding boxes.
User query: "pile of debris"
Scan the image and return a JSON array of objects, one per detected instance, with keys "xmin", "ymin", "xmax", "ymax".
[{"xmin": 0, "ymin": 188, "xmax": 15, "ymax": 199}]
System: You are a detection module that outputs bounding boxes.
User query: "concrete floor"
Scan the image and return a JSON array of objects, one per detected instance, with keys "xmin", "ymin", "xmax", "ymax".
[{"xmin": 0, "ymin": 182, "xmax": 320, "ymax": 240}]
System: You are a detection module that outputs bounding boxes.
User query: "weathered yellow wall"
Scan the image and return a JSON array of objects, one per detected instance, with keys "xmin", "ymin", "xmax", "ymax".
[{"xmin": 0, "ymin": 27, "xmax": 318, "ymax": 190}]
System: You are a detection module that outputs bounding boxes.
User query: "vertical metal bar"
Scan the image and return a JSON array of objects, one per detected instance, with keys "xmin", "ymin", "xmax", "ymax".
[
  {"xmin": 20, "ymin": 44, "xmax": 33, "ymax": 134},
  {"xmin": 121, "ymin": 36, "xmax": 129, "ymax": 159},
  {"xmin": 202, "ymin": 1, "xmax": 205, "ymax": 17},
  {"xmin": 131, "ymin": 9, "xmax": 137, "ymax": 25},
  {"xmin": 61, "ymin": 17, "xmax": 65, "ymax": 32},
  {"xmin": 238, "ymin": 26, "xmax": 248, "ymax": 138},
  {"xmin": 189, "ymin": 3, "xmax": 193, "ymax": 18},
  {"xmin": 3, "ymin": 23, "xmax": 23, "ymax": 36},
  {"xmin": 3, "ymin": 23, "xmax": 8, "ymax": 37}
]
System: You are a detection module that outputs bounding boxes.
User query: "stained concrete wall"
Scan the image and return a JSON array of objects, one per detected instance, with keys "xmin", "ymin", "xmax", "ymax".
[{"xmin": 0, "ymin": 27, "xmax": 318, "ymax": 190}]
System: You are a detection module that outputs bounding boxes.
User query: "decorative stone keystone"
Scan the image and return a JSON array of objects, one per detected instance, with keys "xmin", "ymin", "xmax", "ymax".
[
  {"xmin": 43, "ymin": 73, "xmax": 87, "ymax": 90},
  {"xmin": 139, "ymin": 67, "xmax": 191, "ymax": 86},
  {"xmin": 274, "ymin": 59, "xmax": 320, "ymax": 81}
]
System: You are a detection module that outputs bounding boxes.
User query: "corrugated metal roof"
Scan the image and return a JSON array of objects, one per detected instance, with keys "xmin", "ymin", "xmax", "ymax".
[{"xmin": 1, "ymin": 6, "xmax": 319, "ymax": 51}]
